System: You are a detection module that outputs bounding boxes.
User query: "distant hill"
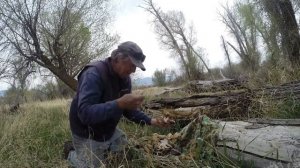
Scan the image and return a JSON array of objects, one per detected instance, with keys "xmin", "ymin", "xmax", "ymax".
[{"xmin": 133, "ymin": 77, "xmax": 153, "ymax": 86}]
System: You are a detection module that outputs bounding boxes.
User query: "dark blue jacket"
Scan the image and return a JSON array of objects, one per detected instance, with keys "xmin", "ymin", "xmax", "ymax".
[{"xmin": 69, "ymin": 58, "xmax": 151, "ymax": 142}]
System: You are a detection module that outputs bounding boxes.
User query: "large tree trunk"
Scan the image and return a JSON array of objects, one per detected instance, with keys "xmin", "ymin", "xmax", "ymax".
[
  {"xmin": 263, "ymin": 0, "xmax": 300, "ymax": 67},
  {"xmin": 50, "ymin": 68, "xmax": 77, "ymax": 91},
  {"xmin": 39, "ymin": 54, "xmax": 78, "ymax": 91},
  {"xmin": 279, "ymin": 0, "xmax": 300, "ymax": 68}
]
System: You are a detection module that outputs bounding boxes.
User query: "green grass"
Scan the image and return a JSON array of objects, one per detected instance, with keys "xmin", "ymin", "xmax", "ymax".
[
  {"xmin": 253, "ymin": 94, "xmax": 300, "ymax": 119},
  {"xmin": 267, "ymin": 97, "xmax": 300, "ymax": 118},
  {"xmin": 0, "ymin": 99, "xmax": 174, "ymax": 168},
  {"xmin": 0, "ymin": 99, "xmax": 70, "ymax": 168}
]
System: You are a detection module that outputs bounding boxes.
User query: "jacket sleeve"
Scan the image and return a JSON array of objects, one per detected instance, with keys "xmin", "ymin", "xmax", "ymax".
[
  {"xmin": 121, "ymin": 77, "xmax": 152, "ymax": 125},
  {"xmin": 77, "ymin": 67, "xmax": 123, "ymax": 125},
  {"xmin": 123, "ymin": 110, "xmax": 152, "ymax": 125}
]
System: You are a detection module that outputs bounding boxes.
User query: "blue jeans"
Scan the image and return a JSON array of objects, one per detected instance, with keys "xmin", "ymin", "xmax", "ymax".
[{"xmin": 67, "ymin": 128, "xmax": 128, "ymax": 168}]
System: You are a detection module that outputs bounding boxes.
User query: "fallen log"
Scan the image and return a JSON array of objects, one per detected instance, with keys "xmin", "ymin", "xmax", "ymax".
[
  {"xmin": 249, "ymin": 80, "xmax": 300, "ymax": 101},
  {"xmin": 217, "ymin": 120, "xmax": 300, "ymax": 168},
  {"xmin": 144, "ymin": 80, "xmax": 300, "ymax": 120},
  {"xmin": 186, "ymin": 79, "xmax": 300, "ymax": 101},
  {"xmin": 144, "ymin": 89, "xmax": 252, "ymax": 119},
  {"xmin": 248, "ymin": 118, "xmax": 300, "ymax": 126},
  {"xmin": 145, "ymin": 89, "xmax": 251, "ymax": 108},
  {"xmin": 134, "ymin": 115, "xmax": 300, "ymax": 168},
  {"xmin": 141, "ymin": 80, "xmax": 300, "ymax": 167},
  {"xmin": 186, "ymin": 79, "xmax": 246, "ymax": 93}
]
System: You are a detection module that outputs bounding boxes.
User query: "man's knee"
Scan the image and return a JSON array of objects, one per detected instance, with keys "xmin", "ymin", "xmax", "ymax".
[{"xmin": 109, "ymin": 131, "xmax": 128, "ymax": 152}]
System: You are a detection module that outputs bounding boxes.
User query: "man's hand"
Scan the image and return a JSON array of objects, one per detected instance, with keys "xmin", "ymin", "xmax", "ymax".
[
  {"xmin": 116, "ymin": 93, "xmax": 144, "ymax": 110},
  {"xmin": 151, "ymin": 117, "xmax": 175, "ymax": 128}
]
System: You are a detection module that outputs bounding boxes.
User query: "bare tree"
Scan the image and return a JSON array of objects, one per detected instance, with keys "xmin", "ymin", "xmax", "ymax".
[
  {"xmin": 0, "ymin": 58, "xmax": 10, "ymax": 80},
  {"xmin": 142, "ymin": 0, "xmax": 210, "ymax": 80},
  {"xmin": 220, "ymin": 2, "xmax": 261, "ymax": 73},
  {"xmin": 0, "ymin": 0, "xmax": 118, "ymax": 91},
  {"xmin": 221, "ymin": 35, "xmax": 234, "ymax": 77},
  {"xmin": 10, "ymin": 57, "xmax": 36, "ymax": 103}
]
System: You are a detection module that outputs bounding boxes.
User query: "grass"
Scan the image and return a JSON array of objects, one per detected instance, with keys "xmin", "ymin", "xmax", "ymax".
[
  {"xmin": 252, "ymin": 94, "xmax": 300, "ymax": 119},
  {"xmin": 0, "ymin": 98, "xmax": 180, "ymax": 168},
  {"xmin": 0, "ymin": 98, "xmax": 231, "ymax": 168},
  {"xmin": 0, "ymin": 99, "xmax": 70, "ymax": 168},
  {"xmin": 266, "ymin": 97, "xmax": 300, "ymax": 118},
  {"xmin": 2, "ymin": 91, "xmax": 297, "ymax": 167}
]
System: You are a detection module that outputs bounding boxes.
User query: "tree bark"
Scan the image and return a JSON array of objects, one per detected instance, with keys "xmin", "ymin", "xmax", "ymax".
[
  {"xmin": 263, "ymin": 0, "xmax": 300, "ymax": 67},
  {"xmin": 217, "ymin": 120, "xmax": 300, "ymax": 167}
]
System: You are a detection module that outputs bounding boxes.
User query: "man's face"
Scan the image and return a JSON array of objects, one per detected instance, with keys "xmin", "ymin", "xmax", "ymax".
[{"xmin": 115, "ymin": 56, "xmax": 136, "ymax": 78}]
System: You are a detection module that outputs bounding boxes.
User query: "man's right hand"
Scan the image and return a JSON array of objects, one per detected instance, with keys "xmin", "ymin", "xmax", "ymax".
[{"xmin": 116, "ymin": 94, "xmax": 144, "ymax": 110}]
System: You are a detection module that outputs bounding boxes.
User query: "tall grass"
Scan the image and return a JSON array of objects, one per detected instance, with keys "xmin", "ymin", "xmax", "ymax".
[
  {"xmin": 0, "ymin": 99, "xmax": 71, "ymax": 168},
  {"xmin": 263, "ymin": 97, "xmax": 300, "ymax": 119},
  {"xmin": 0, "ymin": 99, "xmax": 175, "ymax": 168}
]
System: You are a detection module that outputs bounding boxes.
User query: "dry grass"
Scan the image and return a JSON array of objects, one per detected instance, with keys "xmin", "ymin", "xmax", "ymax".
[
  {"xmin": 1, "ymin": 82, "xmax": 298, "ymax": 167},
  {"xmin": 0, "ymin": 99, "xmax": 70, "ymax": 168}
]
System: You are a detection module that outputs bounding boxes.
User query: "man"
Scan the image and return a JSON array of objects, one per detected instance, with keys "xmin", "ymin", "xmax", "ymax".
[{"xmin": 68, "ymin": 41, "xmax": 174, "ymax": 167}]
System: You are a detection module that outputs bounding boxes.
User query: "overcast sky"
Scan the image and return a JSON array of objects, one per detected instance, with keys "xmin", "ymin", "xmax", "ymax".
[
  {"xmin": 0, "ymin": 0, "xmax": 235, "ymax": 90},
  {"xmin": 111, "ymin": 0, "xmax": 235, "ymax": 77}
]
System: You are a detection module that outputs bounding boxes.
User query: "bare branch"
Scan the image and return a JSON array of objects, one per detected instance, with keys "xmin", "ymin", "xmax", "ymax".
[{"xmin": 0, "ymin": 0, "xmax": 118, "ymax": 91}]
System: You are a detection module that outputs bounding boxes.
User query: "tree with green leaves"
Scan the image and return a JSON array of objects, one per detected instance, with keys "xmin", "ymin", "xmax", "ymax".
[
  {"xmin": 220, "ymin": 1, "xmax": 261, "ymax": 73},
  {"xmin": 221, "ymin": 0, "xmax": 300, "ymax": 72},
  {"xmin": 152, "ymin": 69, "xmax": 167, "ymax": 86},
  {"xmin": 0, "ymin": 0, "xmax": 119, "ymax": 91}
]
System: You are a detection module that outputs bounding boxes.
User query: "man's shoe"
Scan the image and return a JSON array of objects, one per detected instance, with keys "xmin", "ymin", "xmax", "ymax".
[{"xmin": 63, "ymin": 140, "xmax": 74, "ymax": 160}]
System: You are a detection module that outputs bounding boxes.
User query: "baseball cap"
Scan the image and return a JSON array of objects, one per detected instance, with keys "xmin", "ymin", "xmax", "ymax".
[{"xmin": 117, "ymin": 41, "xmax": 146, "ymax": 71}]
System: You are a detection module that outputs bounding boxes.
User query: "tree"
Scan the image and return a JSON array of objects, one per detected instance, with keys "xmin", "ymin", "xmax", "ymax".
[
  {"xmin": 0, "ymin": 0, "xmax": 118, "ymax": 91},
  {"xmin": 0, "ymin": 58, "xmax": 10, "ymax": 80},
  {"xmin": 10, "ymin": 57, "xmax": 36, "ymax": 103},
  {"xmin": 261, "ymin": 0, "xmax": 300, "ymax": 68},
  {"xmin": 253, "ymin": 2, "xmax": 282, "ymax": 67},
  {"xmin": 142, "ymin": 0, "xmax": 210, "ymax": 80},
  {"xmin": 220, "ymin": 2, "xmax": 261, "ymax": 73},
  {"xmin": 221, "ymin": 35, "xmax": 235, "ymax": 78},
  {"xmin": 152, "ymin": 69, "xmax": 167, "ymax": 86}
]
